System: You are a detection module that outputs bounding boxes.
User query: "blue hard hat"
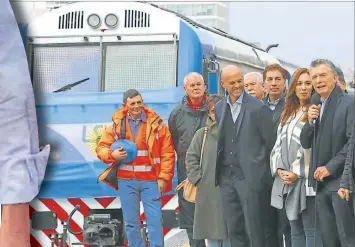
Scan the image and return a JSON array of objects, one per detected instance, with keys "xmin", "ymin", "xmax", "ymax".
[{"xmin": 110, "ymin": 139, "xmax": 138, "ymax": 163}]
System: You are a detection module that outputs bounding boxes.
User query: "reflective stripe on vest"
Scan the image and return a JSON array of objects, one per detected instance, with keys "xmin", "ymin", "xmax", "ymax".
[
  {"xmin": 117, "ymin": 117, "xmax": 153, "ymax": 175},
  {"xmin": 137, "ymin": 150, "xmax": 148, "ymax": 156},
  {"xmin": 120, "ymin": 164, "xmax": 153, "ymax": 172},
  {"xmin": 116, "ymin": 116, "xmax": 162, "ymax": 180}
]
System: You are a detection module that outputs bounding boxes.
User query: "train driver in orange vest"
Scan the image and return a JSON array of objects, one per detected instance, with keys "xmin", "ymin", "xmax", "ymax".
[{"xmin": 96, "ymin": 89, "xmax": 175, "ymax": 247}]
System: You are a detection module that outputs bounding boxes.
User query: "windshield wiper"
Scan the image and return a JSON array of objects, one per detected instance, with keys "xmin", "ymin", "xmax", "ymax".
[{"xmin": 52, "ymin": 78, "xmax": 90, "ymax": 93}]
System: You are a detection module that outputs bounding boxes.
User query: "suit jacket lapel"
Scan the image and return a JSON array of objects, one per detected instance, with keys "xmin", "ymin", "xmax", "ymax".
[
  {"xmin": 219, "ymin": 98, "xmax": 227, "ymax": 131},
  {"xmin": 235, "ymin": 93, "xmax": 249, "ymax": 138},
  {"xmin": 275, "ymin": 97, "xmax": 284, "ymax": 114},
  {"xmin": 235, "ymin": 105, "xmax": 245, "ymax": 138},
  {"xmin": 320, "ymin": 86, "xmax": 343, "ymax": 123},
  {"xmin": 217, "ymin": 98, "xmax": 227, "ymax": 155},
  {"xmin": 315, "ymin": 86, "xmax": 342, "ymax": 163}
]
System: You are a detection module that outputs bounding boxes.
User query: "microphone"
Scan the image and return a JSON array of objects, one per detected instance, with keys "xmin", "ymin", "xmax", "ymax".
[{"xmin": 310, "ymin": 93, "xmax": 322, "ymax": 124}]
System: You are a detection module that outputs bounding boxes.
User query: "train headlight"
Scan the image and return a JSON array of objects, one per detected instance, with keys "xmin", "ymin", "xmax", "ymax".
[
  {"xmin": 87, "ymin": 14, "xmax": 101, "ymax": 29},
  {"xmin": 105, "ymin": 14, "xmax": 118, "ymax": 28}
]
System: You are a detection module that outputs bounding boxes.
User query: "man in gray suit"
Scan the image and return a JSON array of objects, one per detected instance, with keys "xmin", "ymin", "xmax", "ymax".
[{"xmin": 214, "ymin": 65, "xmax": 277, "ymax": 247}]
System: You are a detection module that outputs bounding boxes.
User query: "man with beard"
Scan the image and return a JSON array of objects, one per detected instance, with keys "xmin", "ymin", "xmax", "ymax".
[
  {"xmin": 168, "ymin": 72, "xmax": 208, "ymax": 247},
  {"xmin": 214, "ymin": 65, "xmax": 276, "ymax": 247}
]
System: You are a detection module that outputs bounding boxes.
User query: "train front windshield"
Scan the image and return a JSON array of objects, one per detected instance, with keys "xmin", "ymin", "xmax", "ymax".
[{"xmin": 30, "ymin": 41, "xmax": 178, "ymax": 93}]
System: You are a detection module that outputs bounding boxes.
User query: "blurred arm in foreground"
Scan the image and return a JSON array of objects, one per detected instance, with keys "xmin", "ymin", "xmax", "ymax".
[{"xmin": 0, "ymin": 1, "xmax": 50, "ymax": 246}]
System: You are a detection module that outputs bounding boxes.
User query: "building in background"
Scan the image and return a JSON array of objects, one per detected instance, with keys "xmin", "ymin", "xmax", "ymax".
[{"xmin": 154, "ymin": 2, "xmax": 229, "ymax": 33}]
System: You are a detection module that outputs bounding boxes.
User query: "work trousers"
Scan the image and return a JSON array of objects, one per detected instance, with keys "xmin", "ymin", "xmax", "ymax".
[{"xmin": 119, "ymin": 179, "xmax": 163, "ymax": 247}]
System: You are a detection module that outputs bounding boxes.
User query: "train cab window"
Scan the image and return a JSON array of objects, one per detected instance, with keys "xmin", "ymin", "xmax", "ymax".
[
  {"xmin": 31, "ymin": 46, "xmax": 101, "ymax": 93},
  {"xmin": 29, "ymin": 42, "xmax": 178, "ymax": 93},
  {"xmin": 103, "ymin": 42, "xmax": 177, "ymax": 92}
]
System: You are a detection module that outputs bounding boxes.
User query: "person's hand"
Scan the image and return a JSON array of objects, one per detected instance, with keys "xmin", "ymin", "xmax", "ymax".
[
  {"xmin": 157, "ymin": 179, "xmax": 167, "ymax": 193},
  {"xmin": 283, "ymin": 172, "xmax": 298, "ymax": 184},
  {"xmin": 277, "ymin": 169, "xmax": 287, "ymax": 180},
  {"xmin": 308, "ymin": 104, "xmax": 321, "ymax": 123},
  {"xmin": 338, "ymin": 188, "xmax": 350, "ymax": 201},
  {"xmin": 111, "ymin": 147, "xmax": 127, "ymax": 161},
  {"xmin": 314, "ymin": 166, "xmax": 331, "ymax": 181},
  {"xmin": 278, "ymin": 169, "xmax": 298, "ymax": 184}
]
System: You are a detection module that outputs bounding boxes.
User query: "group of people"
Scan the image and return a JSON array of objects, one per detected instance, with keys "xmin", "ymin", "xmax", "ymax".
[
  {"xmin": 1, "ymin": 1, "xmax": 354, "ymax": 247},
  {"xmin": 95, "ymin": 58, "xmax": 354, "ymax": 247},
  {"xmin": 180, "ymin": 61, "xmax": 354, "ymax": 247}
]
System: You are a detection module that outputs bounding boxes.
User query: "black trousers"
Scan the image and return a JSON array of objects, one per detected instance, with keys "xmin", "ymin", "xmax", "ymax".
[
  {"xmin": 316, "ymin": 185, "xmax": 355, "ymax": 247},
  {"xmin": 260, "ymin": 188, "xmax": 280, "ymax": 247},
  {"xmin": 277, "ymin": 203, "xmax": 292, "ymax": 247},
  {"xmin": 219, "ymin": 167, "xmax": 265, "ymax": 247}
]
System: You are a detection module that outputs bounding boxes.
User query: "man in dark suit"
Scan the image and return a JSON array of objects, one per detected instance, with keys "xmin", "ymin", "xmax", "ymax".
[
  {"xmin": 214, "ymin": 65, "xmax": 276, "ymax": 247},
  {"xmin": 262, "ymin": 64, "xmax": 291, "ymax": 247},
  {"xmin": 300, "ymin": 59, "xmax": 355, "ymax": 247},
  {"xmin": 338, "ymin": 114, "xmax": 355, "ymax": 216},
  {"xmin": 262, "ymin": 64, "xmax": 287, "ymax": 127}
]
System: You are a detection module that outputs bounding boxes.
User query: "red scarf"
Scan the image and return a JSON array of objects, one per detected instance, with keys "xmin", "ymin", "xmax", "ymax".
[{"xmin": 187, "ymin": 95, "xmax": 206, "ymax": 111}]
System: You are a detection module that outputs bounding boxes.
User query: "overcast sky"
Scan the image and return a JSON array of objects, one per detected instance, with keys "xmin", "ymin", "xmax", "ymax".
[{"xmin": 228, "ymin": 1, "xmax": 354, "ymax": 76}]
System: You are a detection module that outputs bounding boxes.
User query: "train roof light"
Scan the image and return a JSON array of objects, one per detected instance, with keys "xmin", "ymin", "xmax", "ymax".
[
  {"xmin": 105, "ymin": 13, "xmax": 118, "ymax": 28},
  {"xmin": 87, "ymin": 14, "xmax": 101, "ymax": 29}
]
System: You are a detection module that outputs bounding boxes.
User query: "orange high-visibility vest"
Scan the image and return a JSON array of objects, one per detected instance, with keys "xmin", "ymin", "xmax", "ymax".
[{"xmin": 117, "ymin": 117, "xmax": 157, "ymax": 181}]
